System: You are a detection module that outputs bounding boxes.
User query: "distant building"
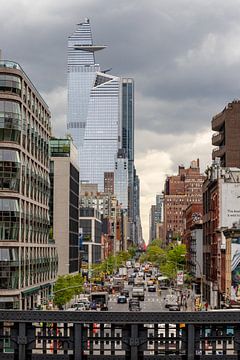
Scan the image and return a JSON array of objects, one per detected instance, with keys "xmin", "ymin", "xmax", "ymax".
[
  {"xmin": 149, "ymin": 205, "xmax": 156, "ymax": 242},
  {"xmin": 0, "ymin": 60, "xmax": 57, "ymax": 309},
  {"xmin": 149, "ymin": 194, "xmax": 164, "ymax": 243},
  {"xmin": 50, "ymin": 138, "xmax": 80, "ymax": 276},
  {"xmin": 114, "ymin": 149, "xmax": 128, "ymax": 210},
  {"xmin": 163, "ymin": 159, "xmax": 205, "ymax": 243},
  {"xmin": 80, "ymin": 208, "xmax": 102, "ymax": 272},
  {"xmin": 67, "ymin": 19, "xmax": 121, "ymax": 190},
  {"xmin": 104, "ymin": 172, "xmax": 114, "ymax": 194},
  {"xmin": 183, "ymin": 203, "xmax": 203, "ymax": 293},
  {"xmin": 212, "ymin": 100, "xmax": 240, "ymax": 167}
]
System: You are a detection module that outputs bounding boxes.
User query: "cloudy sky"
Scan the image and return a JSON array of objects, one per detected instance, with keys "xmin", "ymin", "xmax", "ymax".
[{"xmin": 2, "ymin": 0, "xmax": 240, "ymax": 241}]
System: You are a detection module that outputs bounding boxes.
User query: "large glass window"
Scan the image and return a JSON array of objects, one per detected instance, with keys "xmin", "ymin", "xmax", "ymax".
[
  {"xmin": 0, "ymin": 199, "xmax": 20, "ymax": 241},
  {"xmin": 0, "ymin": 74, "xmax": 21, "ymax": 95},
  {"xmin": 0, "ymin": 150, "xmax": 20, "ymax": 191},
  {"xmin": 0, "ymin": 248, "xmax": 19, "ymax": 289},
  {"xmin": 0, "ymin": 101, "xmax": 21, "ymax": 143}
]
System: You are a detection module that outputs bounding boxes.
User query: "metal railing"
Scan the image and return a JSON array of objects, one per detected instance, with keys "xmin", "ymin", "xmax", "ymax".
[{"xmin": 0, "ymin": 310, "xmax": 240, "ymax": 359}]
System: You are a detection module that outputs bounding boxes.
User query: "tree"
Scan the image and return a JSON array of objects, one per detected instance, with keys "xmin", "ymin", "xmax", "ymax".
[
  {"xmin": 160, "ymin": 243, "xmax": 187, "ymax": 280},
  {"xmin": 128, "ymin": 246, "xmax": 137, "ymax": 259},
  {"xmin": 53, "ymin": 274, "xmax": 84, "ymax": 308}
]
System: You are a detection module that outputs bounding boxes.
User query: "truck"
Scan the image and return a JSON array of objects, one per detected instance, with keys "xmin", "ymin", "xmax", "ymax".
[
  {"xmin": 165, "ymin": 294, "xmax": 179, "ymax": 308},
  {"xmin": 119, "ymin": 267, "xmax": 127, "ymax": 276},
  {"xmin": 89, "ymin": 292, "xmax": 109, "ymax": 311},
  {"xmin": 132, "ymin": 286, "xmax": 145, "ymax": 301},
  {"xmin": 126, "ymin": 261, "xmax": 132, "ymax": 269}
]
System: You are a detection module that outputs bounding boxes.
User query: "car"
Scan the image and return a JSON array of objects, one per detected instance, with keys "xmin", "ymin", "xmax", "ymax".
[
  {"xmin": 121, "ymin": 289, "xmax": 129, "ymax": 297},
  {"xmin": 169, "ymin": 305, "xmax": 180, "ymax": 311},
  {"xmin": 129, "ymin": 298, "xmax": 141, "ymax": 311},
  {"xmin": 128, "ymin": 278, "xmax": 134, "ymax": 285},
  {"xmin": 117, "ymin": 295, "xmax": 127, "ymax": 304},
  {"xmin": 147, "ymin": 280, "xmax": 154, "ymax": 287},
  {"xmin": 76, "ymin": 302, "xmax": 87, "ymax": 311},
  {"xmin": 138, "ymin": 271, "xmax": 144, "ymax": 277},
  {"xmin": 148, "ymin": 285, "xmax": 156, "ymax": 292}
]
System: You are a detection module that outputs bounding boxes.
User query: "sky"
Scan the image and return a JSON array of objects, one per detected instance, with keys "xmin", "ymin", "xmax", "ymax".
[{"xmin": 2, "ymin": 0, "xmax": 240, "ymax": 242}]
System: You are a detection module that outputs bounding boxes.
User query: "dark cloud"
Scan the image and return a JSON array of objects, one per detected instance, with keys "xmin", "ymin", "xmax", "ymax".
[{"xmin": 1, "ymin": 0, "xmax": 240, "ymax": 239}]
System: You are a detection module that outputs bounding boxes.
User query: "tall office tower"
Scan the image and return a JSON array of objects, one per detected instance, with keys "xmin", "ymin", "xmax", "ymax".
[
  {"xmin": 122, "ymin": 78, "xmax": 134, "ymax": 220},
  {"xmin": 212, "ymin": 100, "xmax": 240, "ymax": 167},
  {"xmin": 0, "ymin": 61, "xmax": 57, "ymax": 309},
  {"xmin": 149, "ymin": 194, "xmax": 164, "ymax": 243},
  {"xmin": 67, "ymin": 19, "xmax": 121, "ymax": 190},
  {"xmin": 149, "ymin": 205, "xmax": 156, "ymax": 242},
  {"xmin": 133, "ymin": 169, "xmax": 143, "ymax": 244},
  {"xmin": 50, "ymin": 139, "xmax": 79, "ymax": 276},
  {"xmin": 155, "ymin": 194, "xmax": 164, "ymax": 223},
  {"xmin": 114, "ymin": 149, "xmax": 128, "ymax": 210}
]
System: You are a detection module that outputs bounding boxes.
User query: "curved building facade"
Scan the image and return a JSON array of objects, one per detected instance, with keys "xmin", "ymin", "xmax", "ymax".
[{"xmin": 0, "ymin": 60, "xmax": 57, "ymax": 309}]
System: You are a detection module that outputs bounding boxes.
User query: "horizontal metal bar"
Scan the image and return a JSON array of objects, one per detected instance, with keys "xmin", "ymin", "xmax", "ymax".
[{"xmin": 0, "ymin": 310, "xmax": 240, "ymax": 324}]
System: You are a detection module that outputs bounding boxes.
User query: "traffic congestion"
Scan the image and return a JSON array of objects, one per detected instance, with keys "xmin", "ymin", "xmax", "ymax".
[{"xmin": 67, "ymin": 260, "xmax": 192, "ymax": 312}]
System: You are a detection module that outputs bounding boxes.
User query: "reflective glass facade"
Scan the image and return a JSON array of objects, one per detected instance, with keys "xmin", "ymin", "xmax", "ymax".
[
  {"xmin": 67, "ymin": 20, "xmax": 120, "ymax": 191},
  {"xmin": 0, "ymin": 61, "xmax": 57, "ymax": 309}
]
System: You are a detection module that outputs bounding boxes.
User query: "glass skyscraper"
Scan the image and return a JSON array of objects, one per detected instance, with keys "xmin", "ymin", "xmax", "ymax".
[{"xmin": 67, "ymin": 19, "xmax": 121, "ymax": 190}]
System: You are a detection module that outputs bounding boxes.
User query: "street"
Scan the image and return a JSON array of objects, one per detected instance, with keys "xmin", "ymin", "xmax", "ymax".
[{"xmin": 108, "ymin": 282, "xmax": 173, "ymax": 312}]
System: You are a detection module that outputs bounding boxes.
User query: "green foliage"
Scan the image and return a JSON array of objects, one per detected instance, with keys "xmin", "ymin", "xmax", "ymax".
[
  {"xmin": 128, "ymin": 245, "xmax": 137, "ymax": 258},
  {"xmin": 139, "ymin": 240, "xmax": 187, "ymax": 280},
  {"xmin": 160, "ymin": 243, "xmax": 187, "ymax": 280},
  {"xmin": 91, "ymin": 251, "xmax": 131, "ymax": 279},
  {"xmin": 53, "ymin": 273, "xmax": 84, "ymax": 308},
  {"xmin": 141, "ymin": 239, "xmax": 166, "ymax": 266}
]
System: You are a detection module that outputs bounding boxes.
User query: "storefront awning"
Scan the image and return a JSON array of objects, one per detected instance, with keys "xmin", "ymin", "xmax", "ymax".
[{"xmin": 22, "ymin": 286, "xmax": 40, "ymax": 296}]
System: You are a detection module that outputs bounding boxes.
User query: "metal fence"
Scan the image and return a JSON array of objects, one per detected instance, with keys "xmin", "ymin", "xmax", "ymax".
[{"xmin": 0, "ymin": 310, "xmax": 240, "ymax": 359}]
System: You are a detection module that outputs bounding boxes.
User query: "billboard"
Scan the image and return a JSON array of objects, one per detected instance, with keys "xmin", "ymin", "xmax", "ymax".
[
  {"xmin": 177, "ymin": 270, "xmax": 184, "ymax": 285},
  {"xmin": 231, "ymin": 237, "xmax": 240, "ymax": 303},
  {"xmin": 220, "ymin": 182, "xmax": 240, "ymax": 228}
]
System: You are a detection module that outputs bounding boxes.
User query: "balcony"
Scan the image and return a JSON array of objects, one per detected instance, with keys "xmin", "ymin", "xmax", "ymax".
[
  {"xmin": 212, "ymin": 113, "xmax": 224, "ymax": 131},
  {"xmin": 212, "ymin": 145, "xmax": 225, "ymax": 160},
  {"xmin": 212, "ymin": 132, "xmax": 224, "ymax": 146}
]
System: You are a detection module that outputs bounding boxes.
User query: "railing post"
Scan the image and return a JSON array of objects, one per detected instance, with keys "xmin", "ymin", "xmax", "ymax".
[
  {"xmin": 234, "ymin": 324, "xmax": 240, "ymax": 357},
  {"xmin": 130, "ymin": 324, "xmax": 139, "ymax": 359},
  {"xmin": 18, "ymin": 322, "xmax": 26, "ymax": 360},
  {"xmin": 187, "ymin": 324, "xmax": 195, "ymax": 360},
  {"xmin": 74, "ymin": 323, "xmax": 83, "ymax": 360}
]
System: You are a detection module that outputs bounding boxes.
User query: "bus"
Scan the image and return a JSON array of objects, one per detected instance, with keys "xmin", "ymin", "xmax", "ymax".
[{"xmin": 158, "ymin": 276, "xmax": 170, "ymax": 289}]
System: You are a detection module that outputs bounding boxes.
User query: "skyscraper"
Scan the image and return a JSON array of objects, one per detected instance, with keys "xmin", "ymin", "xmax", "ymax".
[{"xmin": 67, "ymin": 19, "xmax": 121, "ymax": 190}]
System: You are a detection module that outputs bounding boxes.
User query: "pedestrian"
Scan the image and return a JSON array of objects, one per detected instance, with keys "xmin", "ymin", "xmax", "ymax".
[{"xmin": 204, "ymin": 302, "xmax": 209, "ymax": 311}]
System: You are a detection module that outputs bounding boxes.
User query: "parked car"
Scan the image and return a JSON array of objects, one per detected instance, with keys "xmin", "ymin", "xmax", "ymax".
[
  {"xmin": 128, "ymin": 277, "xmax": 135, "ymax": 285},
  {"xmin": 121, "ymin": 289, "xmax": 129, "ymax": 297},
  {"xmin": 169, "ymin": 305, "xmax": 180, "ymax": 311},
  {"xmin": 76, "ymin": 302, "xmax": 86, "ymax": 311},
  {"xmin": 129, "ymin": 298, "xmax": 141, "ymax": 311},
  {"xmin": 148, "ymin": 285, "xmax": 156, "ymax": 292},
  {"xmin": 117, "ymin": 295, "xmax": 127, "ymax": 304}
]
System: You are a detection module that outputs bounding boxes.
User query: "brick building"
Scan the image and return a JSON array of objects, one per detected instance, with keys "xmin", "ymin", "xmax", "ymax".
[
  {"xmin": 212, "ymin": 100, "xmax": 240, "ymax": 167},
  {"xmin": 163, "ymin": 159, "xmax": 205, "ymax": 243},
  {"xmin": 203, "ymin": 163, "xmax": 240, "ymax": 308},
  {"xmin": 183, "ymin": 203, "xmax": 203, "ymax": 292}
]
